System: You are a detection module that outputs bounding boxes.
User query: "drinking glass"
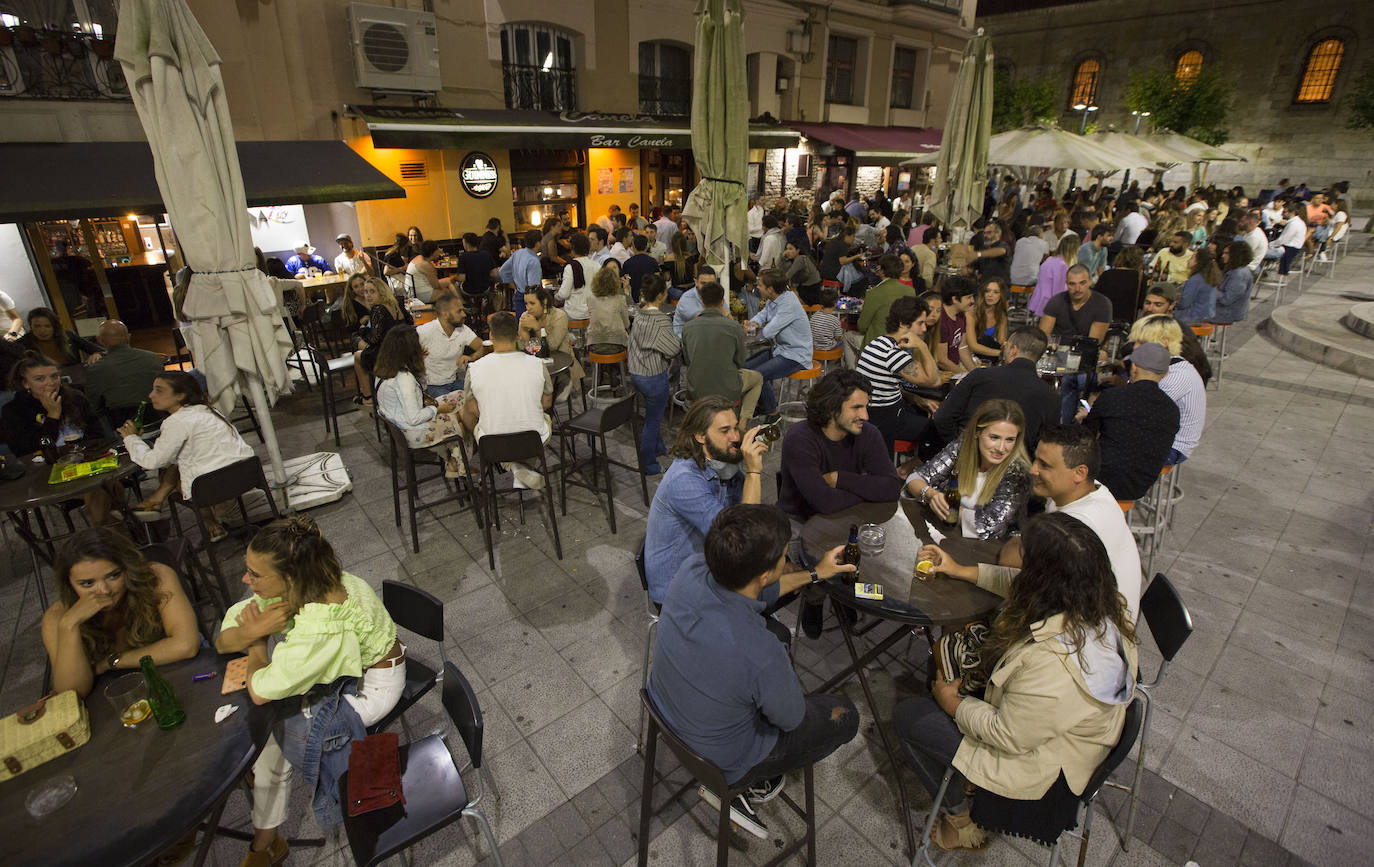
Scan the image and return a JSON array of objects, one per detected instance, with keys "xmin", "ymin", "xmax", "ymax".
[
  {"xmin": 857, "ymin": 524, "xmax": 886, "ymax": 557},
  {"xmin": 105, "ymin": 673, "xmax": 150, "ymax": 728},
  {"xmin": 1065, "ymin": 350, "xmax": 1081, "ymax": 372}
]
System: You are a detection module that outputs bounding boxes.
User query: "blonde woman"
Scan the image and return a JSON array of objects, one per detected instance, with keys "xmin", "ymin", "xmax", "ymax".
[
  {"xmin": 1028, "ymin": 234, "xmax": 1079, "ymax": 317},
  {"xmin": 585, "ymin": 264, "xmax": 631, "ymax": 354},
  {"xmin": 352, "ymin": 276, "xmax": 409, "ymax": 403}
]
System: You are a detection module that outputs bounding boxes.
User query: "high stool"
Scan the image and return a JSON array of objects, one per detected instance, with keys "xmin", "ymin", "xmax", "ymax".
[
  {"xmin": 778, "ymin": 361, "xmax": 822, "ymax": 421},
  {"xmin": 587, "ymin": 349, "xmax": 630, "ymax": 399},
  {"xmin": 892, "ymin": 438, "xmax": 916, "ymax": 466},
  {"xmin": 1207, "ymin": 322, "xmax": 1230, "ymax": 385},
  {"xmin": 567, "ymin": 318, "xmax": 590, "ymax": 364},
  {"xmin": 813, "ymin": 345, "xmax": 842, "ymax": 373},
  {"xmin": 1009, "ymin": 283, "xmax": 1033, "ymax": 310},
  {"xmin": 802, "ymin": 303, "xmax": 822, "ymax": 315}
]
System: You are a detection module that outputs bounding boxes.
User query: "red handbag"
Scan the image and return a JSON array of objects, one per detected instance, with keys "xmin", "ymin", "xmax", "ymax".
[{"xmin": 346, "ymin": 732, "xmax": 405, "ymax": 816}]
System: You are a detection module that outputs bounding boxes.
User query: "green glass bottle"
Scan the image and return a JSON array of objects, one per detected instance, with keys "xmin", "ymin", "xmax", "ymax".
[
  {"xmin": 131, "ymin": 400, "xmax": 149, "ymax": 433},
  {"xmin": 139, "ymin": 655, "xmax": 186, "ymax": 730}
]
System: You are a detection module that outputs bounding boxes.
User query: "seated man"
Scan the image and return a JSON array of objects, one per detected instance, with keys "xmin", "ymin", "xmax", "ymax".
[
  {"xmin": 744, "ymin": 269, "xmax": 813, "ymax": 414},
  {"xmin": 1039, "ymin": 264, "xmax": 1110, "ymax": 422},
  {"xmin": 284, "ymin": 241, "xmax": 331, "ymax": 277},
  {"xmin": 416, "ymin": 292, "xmax": 485, "ymax": 398},
  {"xmin": 459, "ymin": 311, "xmax": 552, "ymax": 489},
  {"xmin": 644, "ymin": 396, "xmax": 768, "ymax": 604},
  {"xmin": 672, "ymin": 265, "xmax": 717, "ymax": 336},
  {"xmin": 332, "ymin": 234, "xmax": 373, "ymax": 278},
  {"xmin": 857, "ymin": 254, "xmax": 913, "ymax": 346},
  {"xmin": 923, "ymin": 423, "xmax": 1141, "ymax": 621},
  {"xmin": 649, "ymin": 503, "xmax": 859, "ymax": 838},
  {"xmin": 1077, "ymin": 343, "xmax": 1180, "ymax": 502},
  {"xmin": 84, "ymin": 320, "xmax": 167, "ymax": 427},
  {"xmin": 681, "ymin": 280, "xmax": 764, "ymax": 428},
  {"xmin": 931, "ymin": 326, "xmax": 1058, "ymax": 452}
]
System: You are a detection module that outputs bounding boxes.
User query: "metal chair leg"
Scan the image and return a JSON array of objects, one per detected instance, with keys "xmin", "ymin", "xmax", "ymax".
[
  {"xmin": 637, "ymin": 719, "xmax": 658, "ymax": 867},
  {"xmin": 912, "ymin": 768, "xmax": 954, "ymax": 867},
  {"xmin": 462, "ymin": 807, "xmax": 503, "ymax": 867},
  {"xmin": 637, "ymin": 616, "xmax": 657, "ymax": 753}
]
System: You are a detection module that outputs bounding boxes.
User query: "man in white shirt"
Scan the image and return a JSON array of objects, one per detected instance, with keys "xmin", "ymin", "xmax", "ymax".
[
  {"xmin": 1275, "ymin": 201, "xmax": 1307, "ymax": 277},
  {"xmin": 332, "ymin": 234, "xmax": 373, "ymax": 278},
  {"xmin": 460, "ymin": 311, "xmax": 554, "ymax": 489},
  {"xmin": 755, "ymin": 215, "xmax": 786, "ymax": 272},
  {"xmin": 1114, "ymin": 202, "xmax": 1148, "ymax": 246},
  {"xmin": 654, "ymin": 206, "xmax": 681, "ymax": 249},
  {"xmin": 557, "ymin": 233, "xmax": 600, "ymax": 321},
  {"xmin": 1260, "ymin": 198, "xmax": 1284, "ymax": 230},
  {"xmin": 747, "ymin": 197, "xmax": 764, "ymax": 245},
  {"xmin": 0, "ymin": 289, "xmax": 21, "ymax": 337},
  {"xmin": 416, "ymin": 293, "xmax": 485, "ymax": 398},
  {"xmin": 596, "ymin": 204, "xmax": 621, "ymax": 233},
  {"xmin": 608, "ymin": 227, "xmax": 633, "ymax": 265},
  {"xmin": 588, "ymin": 225, "xmax": 613, "ymax": 265},
  {"xmin": 1009, "ymin": 224, "xmax": 1049, "ymax": 288},
  {"xmin": 644, "ymin": 223, "xmax": 669, "ymax": 261},
  {"xmin": 1240, "ymin": 210, "xmax": 1276, "ymax": 275},
  {"xmin": 868, "ymin": 206, "xmax": 891, "ymax": 234}
]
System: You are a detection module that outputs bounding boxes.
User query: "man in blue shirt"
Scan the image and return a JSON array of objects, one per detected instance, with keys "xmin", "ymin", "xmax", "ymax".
[
  {"xmin": 284, "ymin": 241, "xmax": 331, "ymax": 276},
  {"xmin": 644, "ymin": 395, "xmax": 767, "ymax": 604},
  {"xmin": 649, "ymin": 504, "xmax": 859, "ymax": 838},
  {"xmin": 744, "ymin": 269, "xmax": 814, "ymax": 413},
  {"xmin": 670, "ymin": 265, "xmax": 716, "ymax": 337},
  {"xmin": 498, "ymin": 229, "xmax": 543, "ymax": 318}
]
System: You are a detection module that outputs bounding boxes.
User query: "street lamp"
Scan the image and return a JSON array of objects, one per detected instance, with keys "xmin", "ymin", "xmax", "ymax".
[
  {"xmin": 1131, "ymin": 109, "xmax": 1151, "ymax": 135},
  {"xmin": 1073, "ymin": 102, "xmax": 1099, "ymax": 134}
]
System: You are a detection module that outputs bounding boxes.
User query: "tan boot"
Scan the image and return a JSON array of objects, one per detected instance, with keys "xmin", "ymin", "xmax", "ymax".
[{"xmin": 239, "ymin": 835, "xmax": 288, "ymax": 867}]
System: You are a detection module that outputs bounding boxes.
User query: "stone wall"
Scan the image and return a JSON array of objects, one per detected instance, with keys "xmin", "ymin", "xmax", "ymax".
[{"xmin": 980, "ymin": 0, "xmax": 1374, "ymax": 205}]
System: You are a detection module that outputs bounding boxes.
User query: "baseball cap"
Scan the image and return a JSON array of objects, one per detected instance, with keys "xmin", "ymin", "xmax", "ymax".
[{"xmin": 1126, "ymin": 342, "xmax": 1171, "ymax": 374}]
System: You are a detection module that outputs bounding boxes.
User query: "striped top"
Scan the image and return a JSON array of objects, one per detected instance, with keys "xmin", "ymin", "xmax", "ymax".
[
  {"xmin": 628, "ymin": 307, "xmax": 680, "ymax": 377},
  {"xmin": 856, "ymin": 335, "xmax": 915, "ymax": 408},
  {"xmin": 1159, "ymin": 357, "xmax": 1206, "ymax": 458},
  {"xmin": 809, "ymin": 311, "xmax": 843, "ymax": 351}
]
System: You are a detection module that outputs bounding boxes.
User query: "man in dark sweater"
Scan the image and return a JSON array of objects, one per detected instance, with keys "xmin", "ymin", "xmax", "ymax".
[
  {"xmin": 931, "ymin": 326, "xmax": 1059, "ymax": 451},
  {"xmin": 1078, "ymin": 342, "xmax": 1181, "ymax": 501},
  {"xmin": 778, "ymin": 369, "xmax": 903, "ymax": 521}
]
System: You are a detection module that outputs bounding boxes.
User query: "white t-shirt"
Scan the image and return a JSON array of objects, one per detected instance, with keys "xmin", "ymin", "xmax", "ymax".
[
  {"xmin": 557, "ymin": 256, "xmax": 599, "ymax": 321},
  {"xmin": 416, "ymin": 319, "xmax": 476, "ymax": 387},
  {"xmin": 1244, "ymin": 227, "xmax": 1268, "ymax": 274},
  {"xmin": 1116, "ymin": 212, "xmax": 1148, "ymax": 245},
  {"xmin": 465, "ymin": 351, "xmax": 553, "ymax": 441},
  {"xmin": 334, "ymin": 251, "xmax": 370, "ymax": 277},
  {"xmin": 1047, "ymin": 483, "xmax": 1142, "ymax": 622},
  {"xmin": 959, "ymin": 471, "xmax": 990, "ymax": 538},
  {"xmin": 0, "ymin": 290, "xmax": 15, "ymax": 312},
  {"xmin": 1009, "ymin": 235, "xmax": 1049, "ymax": 286},
  {"xmin": 1276, "ymin": 216, "xmax": 1307, "ymax": 249}
]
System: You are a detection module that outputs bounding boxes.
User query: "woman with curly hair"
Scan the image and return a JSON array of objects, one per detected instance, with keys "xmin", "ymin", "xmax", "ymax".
[
  {"xmin": 41, "ymin": 528, "xmax": 199, "ymax": 697},
  {"xmin": 585, "ymin": 262, "xmax": 631, "ymax": 354},
  {"xmin": 895, "ymin": 512, "xmax": 1138, "ymax": 853},
  {"xmin": 18, "ymin": 307, "xmax": 101, "ymax": 366}
]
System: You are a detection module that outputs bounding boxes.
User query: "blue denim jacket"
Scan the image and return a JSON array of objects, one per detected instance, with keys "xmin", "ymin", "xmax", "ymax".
[{"xmin": 279, "ymin": 677, "xmax": 366, "ymax": 828}]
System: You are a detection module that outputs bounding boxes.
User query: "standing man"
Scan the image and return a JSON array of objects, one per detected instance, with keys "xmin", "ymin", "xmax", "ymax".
[
  {"xmin": 681, "ymin": 280, "xmax": 764, "ymax": 427},
  {"xmin": 747, "ymin": 197, "xmax": 765, "ymax": 252},
  {"xmin": 622, "ymin": 234, "xmax": 661, "ymax": 302},
  {"xmin": 416, "ymin": 293, "xmax": 486, "ymax": 398},
  {"xmin": 456, "ymin": 233, "xmax": 497, "ymax": 311},
  {"xmin": 1077, "ymin": 343, "xmax": 1180, "ymax": 502},
  {"xmin": 332, "ymin": 234, "xmax": 373, "ymax": 278},
  {"xmin": 654, "ymin": 205, "xmax": 681, "ymax": 249},
  {"xmin": 744, "ymin": 270, "xmax": 813, "ymax": 415},
  {"xmin": 857, "ymin": 254, "xmax": 913, "ymax": 346},
  {"xmin": 970, "ymin": 221, "xmax": 1010, "ymax": 286},
  {"xmin": 1039, "ymin": 264, "xmax": 1111, "ymax": 421},
  {"xmin": 755, "ymin": 215, "xmax": 786, "ymax": 272},
  {"xmin": 498, "ymin": 229, "xmax": 543, "ymax": 318}
]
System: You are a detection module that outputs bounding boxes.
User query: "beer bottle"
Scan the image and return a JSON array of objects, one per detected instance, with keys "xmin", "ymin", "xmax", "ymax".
[
  {"xmin": 945, "ymin": 482, "xmax": 961, "ymax": 525},
  {"xmin": 539, "ymin": 327, "xmax": 551, "ymax": 358},
  {"xmin": 139, "ymin": 655, "xmax": 186, "ymax": 730},
  {"xmin": 39, "ymin": 435, "xmax": 58, "ymax": 464},
  {"xmin": 843, "ymin": 524, "xmax": 862, "ymax": 572},
  {"xmin": 131, "ymin": 400, "xmax": 148, "ymax": 433}
]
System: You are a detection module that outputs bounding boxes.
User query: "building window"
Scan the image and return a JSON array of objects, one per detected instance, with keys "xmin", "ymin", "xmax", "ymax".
[
  {"xmin": 891, "ymin": 46, "xmax": 918, "ymax": 109},
  {"xmin": 500, "ymin": 23, "xmax": 576, "ymax": 111},
  {"xmin": 639, "ymin": 41, "xmax": 691, "ymax": 116},
  {"xmin": 1070, "ymin": 58, "xmax": 1099, "ymax": 106},
  {"xmin": 826, "ymin": 35, "xmax": 858, "ymax": 105},
  {"xmin": 1294, "ymin": 38, "xmax": 1344, "ymax": 104},
  {"xmin": 1175, "ymin": 50, "xmax": 1203, "ymax": 86}
]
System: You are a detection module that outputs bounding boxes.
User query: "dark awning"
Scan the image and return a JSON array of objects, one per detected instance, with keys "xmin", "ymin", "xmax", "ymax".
[
  {"xmin": 791, "ymin": 122, "xmax": 943, "ymax": 165},
  {"xmin": 349, "ymin": 104, "xmax": 800, "ymax": 151},
  {"xmin": 0, "ymin": 140, "xmax": 406, "ymax": 223}
]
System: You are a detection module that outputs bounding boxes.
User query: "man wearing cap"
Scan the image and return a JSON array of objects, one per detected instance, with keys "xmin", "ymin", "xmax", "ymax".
[
  {"xmin": 333, "ymin": 234, "xmax": 373, "ymax": 278},
  {"xmin": 284, "ymin": 241, "xmax": 332, "ymax": 277},
  {"xmin": 1075, "ymin": 342, "xmax": 1180, "ymax": 502},
  {"xmin": 1139, "ymin": 281, "xmax": 1178, "ymax": 317}
]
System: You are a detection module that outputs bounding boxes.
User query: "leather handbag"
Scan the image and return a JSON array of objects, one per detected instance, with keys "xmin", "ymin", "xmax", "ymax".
[
  {"xmin": 346, "ymin": 731, "xmax": 405, "ymax": 816},
  {"xmin": 0, "ymin": 691, "xmax": 91, "ymax": 780}
]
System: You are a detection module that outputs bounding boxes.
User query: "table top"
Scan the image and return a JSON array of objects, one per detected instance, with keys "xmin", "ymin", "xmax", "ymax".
[
  {"xmin": 298, "ymin": 274, "xmax": 348, "ymax": 289},
  {"xmin": 0, "ymin": 452, "xmax": 138, "ymax": 513},
  {"xmin": 801, "ymin": 501, "xmax": 1002, "ymax": 627},
  {"xmin": 544, "ymin": 350, "xmax": 573, "ymax": 377},
  {"xmin": 0, "ymin": 648, "xmax": 275, "ymax": 867}
]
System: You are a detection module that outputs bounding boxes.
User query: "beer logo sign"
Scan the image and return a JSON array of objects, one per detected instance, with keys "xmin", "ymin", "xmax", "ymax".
[{"xmin": 459, "ymin": 152, "xmax": 499, "ymax": 199}]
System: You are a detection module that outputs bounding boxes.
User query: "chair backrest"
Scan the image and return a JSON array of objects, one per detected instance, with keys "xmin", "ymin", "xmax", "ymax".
[
  {"xmin": 189, "ymin": 456, "xmax": 278, "ymax": 517},
  {"xmin": 634, "ymin": 535, "xmax": 648, "ymax": 592},
  {"xmin": 600, "ymin": 392, "xmax": 637, "ymax": 431},
  {"xmin": 640, "ymin": 688, "xmax": 730, "ymax": 794},
  {"xmin": 1080, "ymin": 697, "xmax": 1145, "ymax": 804},
  {"xmin": 1140, "ymin": 574, "xmax": 1193, "ymax": 663},
  {"xmin": 477, "ymin": 430, "xmax": 545, "ymax": 465},
  {"xmin": 382, "ymin": 580, "xmax": 445, "ymax": 643},
  {"xmin": 441, "ymin": 661, "xmax": 485, "ymax": 769}
]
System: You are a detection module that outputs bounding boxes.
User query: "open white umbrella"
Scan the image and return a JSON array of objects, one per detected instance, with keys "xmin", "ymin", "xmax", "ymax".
[
  {"xmin": 115, "ymin": 0, "xmax": 294, "ymax": 491},
  {"xmin": 1084, "ymin": 130, "xmax": 1198, "ymax": 168},
  {"xmin": 986, "ymin": 125, "xmax": 1142, "ymax": 174},
  {"xmin": 1142, "ymin": 130, "xmax": 1246, "ymax": 164}
]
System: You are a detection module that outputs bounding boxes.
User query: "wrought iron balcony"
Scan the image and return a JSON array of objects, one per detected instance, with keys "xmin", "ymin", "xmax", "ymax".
[
  {"xmin": 502, "ymin": 63, "xmax": 576, "ymax": 112},
  {"xmin": 638, "ymin": 74, "xmax": 691, "ymax": 117},
  {"xmin": 0, "ymin": 27, "xmax": 129, "ymax": 100}
]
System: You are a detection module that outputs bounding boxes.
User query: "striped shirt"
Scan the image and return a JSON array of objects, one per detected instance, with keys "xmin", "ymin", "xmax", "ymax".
[
  {"xmin": 856, "ymin": 335, "xmax": 915, "ymax": 408},
  {"xmin": 1159, "ymin": 357, "xmax": 1206, "ymax": 458},
  {"xmin": 628, "ymin": 307, "xmax": 681, "ymax": 377},
  {"xmin": 809, "ymin": 311, "xmax": 843, "ymax": 351}
]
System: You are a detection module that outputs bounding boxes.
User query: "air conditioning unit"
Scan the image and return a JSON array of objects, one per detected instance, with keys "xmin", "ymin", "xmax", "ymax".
[{"xmin": 346, "ymin": 2, "xmax": 441, "ymax": 93}]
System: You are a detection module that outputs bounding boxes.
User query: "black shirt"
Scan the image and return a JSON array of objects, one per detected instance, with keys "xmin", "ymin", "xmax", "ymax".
[
  {"xmin": 1083, "ymin": 379, "xmax": 1180, "ymax": 501},
  {"xmin": 820, "ymin": 241, "xmax": 851, "ymax": 281},
  {"xmin": 623, "ymin": 253, "xmax": 660, "ymax": 302},
  {"xmin": 458, "ymin": 249, "xmax": 495, "ymax": 294},
  {"xmin": 931, "ymin": 357, "xmax": 1062, "ymax": 451},
  {"xmin": 479, "ymin": 230, "xmax": 505, "ymax": 260},
  {"xmin": 784, "ymin": 226, "xmax": 811, "ymax": 256},
  {"xmin": 1042, "ymin": 291, "xmax": 1112, "ymax": 340},
  {"xmin": 973, "ymin": 237, "xmax": 1011, "ymax": 285}
]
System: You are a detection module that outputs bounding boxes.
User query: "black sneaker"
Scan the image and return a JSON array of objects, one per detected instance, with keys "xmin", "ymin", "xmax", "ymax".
[
  {"xmin": 745, "ymin": 775, "xmax": 785, "ymax": 803},
  {"xmin": 697, "ymin": 786, "xmax": 769, "ymax": 839},
  {"xmin": 800, "ymin": 599, "xmax": 824, "ymax": 639}
]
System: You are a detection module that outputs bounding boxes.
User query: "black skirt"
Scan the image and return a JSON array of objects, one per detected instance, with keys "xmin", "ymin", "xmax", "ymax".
[{"xmin": 970, "ymin": 770, "xmax": 1081, "ymax": 847}]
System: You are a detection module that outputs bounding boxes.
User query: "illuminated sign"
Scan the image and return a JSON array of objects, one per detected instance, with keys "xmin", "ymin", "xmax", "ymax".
[{"xmin": 459, "ymin": 151, "xmax": 499, "ymax": 199}]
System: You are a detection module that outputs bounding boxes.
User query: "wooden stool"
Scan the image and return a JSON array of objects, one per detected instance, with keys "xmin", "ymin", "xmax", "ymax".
[
  {"xmin": 813, "ymin": 345, "xmax": 842, "ymax": 373},
  {"xmin": 778, "ymin": 361, "xmax": 822, "ymax": 420},
  {"xmin": 588, "ymin": 349, "xmax": 630, "ymax": 399},
  {"xmin": 802, "ymin": 303, "xmax": 823, "ymax": 315}
]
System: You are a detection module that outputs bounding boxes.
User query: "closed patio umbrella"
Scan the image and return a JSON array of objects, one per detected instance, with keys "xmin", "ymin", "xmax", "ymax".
[
  {"xmin": 681, "ymin": 0, "xmax": 748, "ymax": 282},
  {"xmin": 115, "ymin": 0, "xmax": 294, "ymax": 490},
  {"xmin": 928, "ymin": 29, "xmax": 993, "ymax": 230}
]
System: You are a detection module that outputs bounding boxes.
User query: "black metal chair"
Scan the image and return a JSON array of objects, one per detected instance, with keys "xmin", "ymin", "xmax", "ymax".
[
  {"xmin": 634, "ymin": 536, "xmax": 661, "ymax": 754},
  {"xmin": 341, "ymin": 662, "xmax": 502, "ymax": 867},
  {"xmin": 367, "ymin": 580, "xmax": 446, "ymax": 738},
  {"xmin": 310, "ymin": 344, "xmax": 358, "ymax": 447},
  {"xmin": 171, "ymin": 456, "xmax": 281, "ymax": 607},
  {"xmin": 382, "ymin": 417, "xmax": 478, "ymax": 553},
  {"xmin": 166, "ymin": 326, "xmax": 194, "ymax": 371},
  {"xmin": 555, "ymin": 392, "xmax": 649, "ymax": 533},
  {"xmin": 1119, "ymin": 575, "xmax": 1193, "ymax": 849},
  {"xmin": 229, "ymin": 393, "xmax": 265, "ymax": 445},
  {"xmin": 911, "ymin": 698, "xmax": 1145, "ymax": 867},
  {"xmin": 141, "ymin": 537, "xmax": 225, "ymax": 640},
  {"xmin": 637, "ymin": 689, "xmax": 817, "ymax": 866},
  {"xmin": 472, "ymin": 430, "xmax": 562, "ymax": 569},
  {"xmin": 282, "ymin": 313, "xmax": 314, "ymax": 393}
]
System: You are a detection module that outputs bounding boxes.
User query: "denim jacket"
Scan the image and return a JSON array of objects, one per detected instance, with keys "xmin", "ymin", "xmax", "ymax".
[{"xmin": 279, "ymin": 676, "xmax": 366, "ymax": 828}]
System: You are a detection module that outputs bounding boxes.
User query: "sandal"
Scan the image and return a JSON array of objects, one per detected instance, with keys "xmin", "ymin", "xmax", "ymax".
[
  {"xmin": 132, "ymin": 499, "xmax": 167, "ymax": 523},
  {"xmin": 930, "ymin": 810, "xmax": 988, "ymax": 852}
]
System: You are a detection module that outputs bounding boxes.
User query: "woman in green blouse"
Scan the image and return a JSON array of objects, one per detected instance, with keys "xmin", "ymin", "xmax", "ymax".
[{"xmin": 217, "ymin": 516, "xmax": 404, "ymax": 867}]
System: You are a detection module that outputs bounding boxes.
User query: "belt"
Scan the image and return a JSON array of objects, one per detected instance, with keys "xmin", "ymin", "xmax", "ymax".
[{"xmin": 369, "ymin": 639, "xmax": 406, "ymax": 670}]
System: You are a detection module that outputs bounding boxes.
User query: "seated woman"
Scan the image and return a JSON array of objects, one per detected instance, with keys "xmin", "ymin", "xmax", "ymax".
[
  {"xmin": 902, "ymin": 399, "xmax": 1030, "ymax": 542},
  {"xmin": 18, "ymin": 307, "xmax": 102, "ymax": 366},
  {"xmin": 331, "ymin": 272, "xmax": 372, "ymax": 328},
  {"xmin": 855, "ymin": 296, "xmax": 939, "ymax": 452},
  {"xmin": 519, "ymin": 285, "xmax": 583, "ymax": 403},
  {"xmin": 118, "ymin": 371, "xmax": 256, "ymax": 539},
  {"xmin": 41, "ymin": 527, "xmax": 199, "ymax": 698},
  {"xmin": 660, "ymin": 233, "xmax": 698, "ymax": 301},
  {"xmin": 894, "ymin": 512, "xmax": 1137, "ymax": 853},
  {"xmin": 584, "ymin": 265, "xmax": 630, "ymax": 355},
  {"xmin": 964, "ymin": 277, "xmax": 1008, "ymax": 362},
  {"xmin": 218, "ymin": 516, "xmax": 404, "ymax": 866},
  {"xmin": 352, "ymin": 276, "xmax": 410, "ymax": 404},
  {"xmin": 374, "ymin": 324, "xmax": 469, "ymax": 476},
  {"xmin": 1172, "ymin": 247, "xmax": 1221, "ymax": 325}
]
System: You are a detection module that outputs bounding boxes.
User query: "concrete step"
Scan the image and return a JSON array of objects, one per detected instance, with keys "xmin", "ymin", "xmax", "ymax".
[
  {"xmin": 1342, "ymin": 301, "xmax": 1374, "ymax": 340},
  {"xmin": 1265, "ymin": 302, "xmax": 1374, "ymax": 379}
]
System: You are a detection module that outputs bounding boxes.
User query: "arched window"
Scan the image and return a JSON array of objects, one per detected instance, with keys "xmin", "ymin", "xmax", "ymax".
[
  {"xmin": 639, "ymin": 41, "xmax": 692, "ymax": 115},
  {"xmin": 1175, "ymin": 50, "xmax": 1203, "ymax": 86},
  {"xmin": 1071, "ymin": 59, "xmax": 1099, "ymax": 106},
  {"xmin": 500, "ymin": 23, "xmax": 576, "ymax": 111},
  {"xmin": 1295, "ymin": 38, "xmax": 1345, "ymax": 103}
]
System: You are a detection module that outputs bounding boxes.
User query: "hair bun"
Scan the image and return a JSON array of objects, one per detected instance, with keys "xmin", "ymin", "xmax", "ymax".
[{"xmin": 286, "ymin": 515, "xmax": 320, "ymax": 539}]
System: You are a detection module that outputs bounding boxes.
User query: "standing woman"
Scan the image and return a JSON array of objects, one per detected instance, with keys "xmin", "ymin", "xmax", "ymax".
[
  {"xmin": 902, "ymin": 399, "xmax": 1030, "ymax": 541},
  {"xmin": 628, "ymin": 274, "xmax": 680, "ymax": 474},
  {"xmin": 1172, "ymin": 247, "xmax": 1222, "ymax": 325},
  {"xmin": 520, "ymin": 285, "xmax": 584, "ymax": 403},
  {"xmin": 964, "ymin": 277, "xmax": 1008, "ymax": 362},
  {"xmin": 218, "ymin": 516, "xmax": 405, "ymax": 865},
  {"xmin": 118, "ymin": 371, "xmax": 256, "ymax": 539},
  {"xmin": 585, "ymin": 266, "xmax": 631, "ymax": 355},
  {"xmin": 374, "ymin": 325, "xmax": 469, "ymax": 476},
  {"xmin": 41, "ymin": 528, "xmax": 200, "ymax": 698},
  {"xmin": 352, "ymin": 276, "xmax": 409, "ymax": 404},
  {"xmin": 1028, "ymin": 234, "xmax": 1078, "ymax": 317}
]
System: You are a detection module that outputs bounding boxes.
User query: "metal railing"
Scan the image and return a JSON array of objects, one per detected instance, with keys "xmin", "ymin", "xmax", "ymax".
[
  {"xmin": 0, "ymin": 28, "xmax": 129, "ymax": 100},
  {"xmin": 502, "ymin": 63, "xmax": 576, "ymax": 112},
  {"xmin": 638, "ymin": 74, "xmax": 691, "ymax": 117}
]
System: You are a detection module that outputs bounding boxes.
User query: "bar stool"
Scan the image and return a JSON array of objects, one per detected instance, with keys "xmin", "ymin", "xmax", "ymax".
[
  {"xmin": 813, "ymin": 345, "xmax": 842, "ymax": 373},
  {"xmin": 802, "ymin": 303, "xmax": 822, "ymax": 315},
  {"xmin": 1009, "ymin": 283, "xmax": 1033, "ymax": 310},
  {"xmin": 587, "ymin": 348, "xmax": 630, "ymax": 399},
  {"xmin": 778, "ymin": 361, "xmax": 822, "ymax": 421},
  {"xmin": 567, "ymin": 317, "xmax": 590, "ymax": 364},
  {"xmin": 1207, "ymin": 322, "xmax": 1230, "ymax": 385}
]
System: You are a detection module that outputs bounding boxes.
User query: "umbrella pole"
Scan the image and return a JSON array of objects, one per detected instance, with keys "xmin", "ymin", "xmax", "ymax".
[{"xmin": 243, "ymin": 373, "xmax": 293, "ymax": 513}]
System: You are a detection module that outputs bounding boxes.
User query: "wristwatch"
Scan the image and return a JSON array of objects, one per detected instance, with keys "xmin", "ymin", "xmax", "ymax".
[
  {"xmin": 108, "ymin": 653, "xmax": 121, "ymax": 670},
  {"xmin": 808, "ymin": 567, "xmax": 820, "ymax": 584}
]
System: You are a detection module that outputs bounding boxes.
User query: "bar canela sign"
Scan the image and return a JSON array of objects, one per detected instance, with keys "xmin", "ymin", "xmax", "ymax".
[{"xmin": 459, "ymin": 152, "xmax": 499, "ymax": 198}]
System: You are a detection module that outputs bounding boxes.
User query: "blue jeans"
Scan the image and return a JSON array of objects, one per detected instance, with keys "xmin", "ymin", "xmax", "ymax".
[
  {"xmin": 1059, "ymin": 372, "xmax": 1094, "ymax": 423},
  {"xmin": 631, "ymin": 371, "xmax": 670, "ymax": 473},
  {"xmin": 425, "ymin": 379, "xmax": 463, "ymax": 398},
  {"xmin": 1165, "ymin": 448, "xmax": 1187, "ymax": 466},
  {"xmin": 745, "ymin": 349, "xmax": 805, "ymax": 413}
]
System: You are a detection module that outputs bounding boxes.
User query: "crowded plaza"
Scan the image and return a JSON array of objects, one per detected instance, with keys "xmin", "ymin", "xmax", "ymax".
[{"xmin": 0, "ymin": 1, "xmax": 1371, "ymax": 866}]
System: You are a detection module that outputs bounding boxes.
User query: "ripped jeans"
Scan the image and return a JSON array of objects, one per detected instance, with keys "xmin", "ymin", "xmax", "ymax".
[{"xmin": 731, "ymin": 693, "xmax": 860, "ymax": 785}]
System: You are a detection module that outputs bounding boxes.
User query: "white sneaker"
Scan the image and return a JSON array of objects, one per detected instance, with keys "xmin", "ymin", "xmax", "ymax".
[
  {"xmin": 511, "ymin": 465, "xmax": 545, "ymax": 490},
  {"xmin": 1317, "ymin": 252, "xmax": 1330, "ymax": 262}
]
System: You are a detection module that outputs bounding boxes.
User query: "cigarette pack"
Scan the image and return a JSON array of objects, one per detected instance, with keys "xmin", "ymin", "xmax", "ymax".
[{"xmin": 854, "ymin": 582, "xmax": 884, "ymax": 600}]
